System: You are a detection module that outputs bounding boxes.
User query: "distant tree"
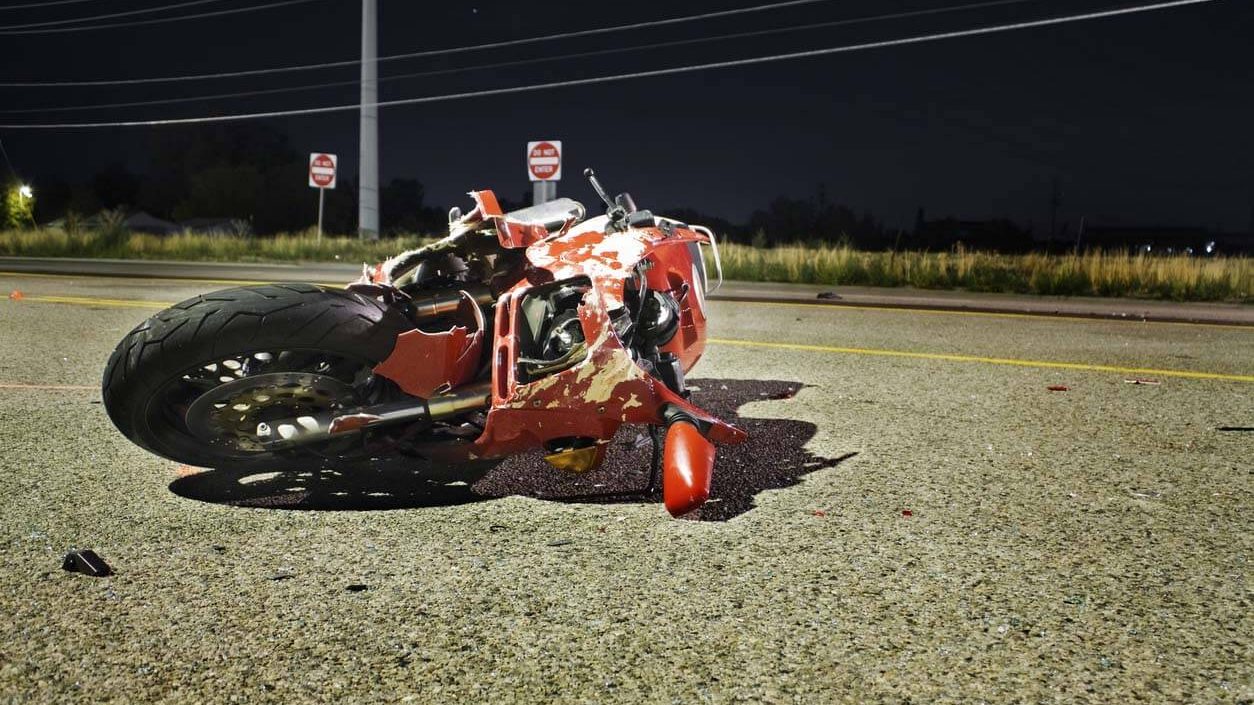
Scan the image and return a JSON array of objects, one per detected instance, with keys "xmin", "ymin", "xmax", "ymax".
[
  {"xmin": 67, "ymin": 182, "xmax": 103, "ymax": 217},
  {"xmin": 910, "ymin": 216, "xmax": 1034, "ymax": 252},
  {"xmin": 30, "ymin": 175, "xmax": 71, "ymax": 224},
  {"xmin": 173, "ymin": 165, "xmax": 265, "ymax": 223},
  {"xmin": 320, "ymin": 176, "xmax": 358, "ymax": 235},
  {"xmin": 380, "ymin": 178, "xmax": 443, "ymax": 235},
  {"xmin": 494, "ymin": 191, "xmax": 534, "ymax": 215},
  {"xmin": 746, "ymin": 191, "xmax": 885, "ymax": 247},
  {"xmin": 659, "ymin": 207, "xmax": 747, "ymax": 242},
  {"xmin": 142, "ymin": 124, "xmax": 313, "ymax": 232},
  {"xmin": 92, "ymin": 163, "xmax": 141, "ymax": 210},
  {"xmin": 1, "ymin": 179, "xmax": 35, "ymax": 229}
]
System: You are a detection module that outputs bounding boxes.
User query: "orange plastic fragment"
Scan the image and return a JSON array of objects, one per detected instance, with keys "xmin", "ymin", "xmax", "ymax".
[
  {"xmin": 8, "ymin": 290, "xmax": 24, "ymax": 301},
  {"xmin": 1046, "ymin": 385, "xmax": 1069, "ymax": 392}
]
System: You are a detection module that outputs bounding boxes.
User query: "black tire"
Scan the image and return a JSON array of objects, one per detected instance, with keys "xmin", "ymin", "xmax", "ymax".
[{"xmin": 102, "ymin": 282, "xmax": 413, "ymax": 467}]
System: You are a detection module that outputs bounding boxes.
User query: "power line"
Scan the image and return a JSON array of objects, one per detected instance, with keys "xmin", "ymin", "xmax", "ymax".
[
  {"xmin": 0, "ymin": 0, "xmax": 1049, "ymax": 115},
  {"xmin": 0, "ymin": 0, "xmax": 238, "ymax": 30},
  {"xmin": 0, "ymin": 0, "xmax": 835, "ymax": 83},
  {"xmin": 0, "ymin": 0, "xmax": 1216, "ymax": 130},
  {"xmin": 0, "ymin": 0, "xmax": 109, "ymax": 10},
  {"xmin": 0, "ymin": 0, "xmax": 330, "ymax": 35}
]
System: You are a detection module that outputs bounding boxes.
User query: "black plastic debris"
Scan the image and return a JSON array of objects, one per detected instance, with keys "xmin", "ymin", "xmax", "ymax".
[
  {"xmin": 61, "ymin": 549, "xmax": 112, "ymax": 577},
  {"xmin": 816, "ymin": 291, "xmax": 842, "ymax": 300},
  {"xmin": 345, "ymin": 584, "xmax": 369, "ymax": 592}
]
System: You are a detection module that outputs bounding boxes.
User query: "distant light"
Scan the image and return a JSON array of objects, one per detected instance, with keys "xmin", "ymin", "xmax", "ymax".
[
  {"xmin": 1204, "ymin": 241, "xmax": 1215, "ymax": 254},
  {"xmin": 17, "ymin": 185, "xmax": 32, "ymax": 199}
]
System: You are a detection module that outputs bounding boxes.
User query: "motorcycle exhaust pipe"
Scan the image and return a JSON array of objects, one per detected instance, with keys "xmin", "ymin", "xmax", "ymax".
[
  {"xmin": 660, "ymin": 408, "xmax": 717, "ymax": 517},
  {"xmin": 258, "ymin": 382, "xmax": 491, "ymax": 448},
  {"xmin": 409, "ymin": 286, "xmax": 494, "ymax": 321}
]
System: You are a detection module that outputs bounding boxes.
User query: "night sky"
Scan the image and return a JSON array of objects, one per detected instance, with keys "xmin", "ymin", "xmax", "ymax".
[{"xmin": 1, "ymin": 0, "xmax": 1250, "ymax": 232}]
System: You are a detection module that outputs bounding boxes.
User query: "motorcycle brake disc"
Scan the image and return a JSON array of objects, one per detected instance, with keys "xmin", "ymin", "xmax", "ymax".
[{"xmin": 184, "ymin": 372, "xmax": 355, "ymax": 452}]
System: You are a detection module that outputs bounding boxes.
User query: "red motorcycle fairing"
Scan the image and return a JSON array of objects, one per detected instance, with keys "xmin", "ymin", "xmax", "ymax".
[
  {"xmin": 371, "ymin": 189, "xmax": 745, "ymax": 485},
  {"xmin": 372, "ymin": 291, "xmax": 485, "ymax": 398}
]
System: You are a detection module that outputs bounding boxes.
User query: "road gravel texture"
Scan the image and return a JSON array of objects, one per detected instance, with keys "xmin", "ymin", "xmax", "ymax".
[{"xmin": 0, "ymin": 275, "xmax": 1250, "ymax": 704}]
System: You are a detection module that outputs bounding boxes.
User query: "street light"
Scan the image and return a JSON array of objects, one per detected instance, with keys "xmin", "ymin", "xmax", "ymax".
[{"xmin": 18, "ymin": 184, "xmax": 32, "ymax": 199}]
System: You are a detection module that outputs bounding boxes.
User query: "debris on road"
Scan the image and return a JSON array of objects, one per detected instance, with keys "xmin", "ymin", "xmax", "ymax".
[
  {"xmin": 61, "ymin": 549, "xmax": 112, "ymax": 577},
  {"xmin": 811, "ymin": 509, "xmax": 827, "ymax": 517},
  {"xmin": 816, "ymin": 291, "xmax": 842, "ymax": 300},
  {"xmin": 1046, "ymin": 385, "xmax": 1069, "ymax": 392},
  {"xmin": 345, "ymin": 584, "xmax": 369, "ymax": 592},
  {"xmin": 1124, "ymin": 378, "xmax": 1162, "ymax": 385},
  {"xmin": 546, "ymin": 539, "xmax": 574, "ymax": 547},
  {"xmin": 901, "ymin": 509, "xmax": 914, "ymax": 518},
  {"xmin": 8, "ymin": 289, "xmax": 23, "ymax": 301},
  {"xmin": 268, "ymin": 570, "xmax": 295, "ymax": 581}
]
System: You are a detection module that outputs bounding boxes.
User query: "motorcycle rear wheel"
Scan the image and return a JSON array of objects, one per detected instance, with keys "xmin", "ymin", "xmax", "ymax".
[{"xmin": 102, "ymin": 283, "xmax": 413, "ymax": 468}]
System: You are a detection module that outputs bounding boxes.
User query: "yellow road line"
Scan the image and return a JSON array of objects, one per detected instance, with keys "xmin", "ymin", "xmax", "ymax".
[
  {"xmin": 8, "ymin": 292, "xmax": 1250, "ymax": 383},
  {"xmin": 717, "ymin": 298, "xmax": 1253, "ymax": 331},
  {"xmin": 0, "ymin": 269, "xmax": 275, "ymax": 287},
  {"xmin": 0, "ymin": 383, "xmax": 96, "ymax": 391},
  {"xmin": 20, "ymin": 294, "xmax": 170, "ymax": 309},
  {"xmin": 3, "ymin": 268, "xmax": 1247, "ymax": 330},
  {"xmin": 0, "ymin": 270, "xmax": 344, "ymax": 289},
  {"xmin": 708, "ymin": 337, "xmax": 1254, "ymax": 383}
]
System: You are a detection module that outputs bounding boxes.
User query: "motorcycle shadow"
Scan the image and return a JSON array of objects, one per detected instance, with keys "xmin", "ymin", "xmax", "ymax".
[{"xmin": 169, "ymin": 378, "xmax": 854, "ymax": 521}]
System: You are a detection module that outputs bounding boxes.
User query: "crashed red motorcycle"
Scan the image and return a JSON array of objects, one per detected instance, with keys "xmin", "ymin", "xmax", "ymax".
[{"xmin": 103, "ymin": 170, "xmax": 746, "ymax": 516}]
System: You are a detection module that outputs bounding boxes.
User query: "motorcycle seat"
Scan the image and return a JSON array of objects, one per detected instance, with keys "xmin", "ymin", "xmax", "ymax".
[{"xmin": 504, "ymin": 198, "xmax": 586, "ymax": 233}]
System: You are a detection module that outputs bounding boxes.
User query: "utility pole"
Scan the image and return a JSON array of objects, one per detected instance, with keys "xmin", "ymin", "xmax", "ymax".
[
  {"xmin": 358, "ymin": 0, "xmax": 379, "ymax": 240},
  {"xmin": 1048, "ymin": 177, "xmax": 1061, "ymax": 242}
]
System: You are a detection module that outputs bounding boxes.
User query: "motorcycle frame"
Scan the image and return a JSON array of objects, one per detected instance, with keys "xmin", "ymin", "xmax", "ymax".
[{"xmin": 366, "ymin": 189, "xmax": 746, "ymax": 467}]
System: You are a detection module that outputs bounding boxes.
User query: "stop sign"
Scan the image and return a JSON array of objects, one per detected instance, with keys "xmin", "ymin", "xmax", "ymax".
[
  {"xmin": 308, "ymin": 152, "xmax": 337, "ymax": 189},
  {"xmin": 527, "ymin": 141, "xmax": 561, "ymax": 181}
]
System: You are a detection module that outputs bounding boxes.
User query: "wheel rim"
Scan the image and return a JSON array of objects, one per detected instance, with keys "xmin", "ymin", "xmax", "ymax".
[
  {"xmin": 149, "ymin": 349, "xmax": 377, "ymax": 459},
  {"xmin": 185, "ymin": 372, "xmax": 355, "ymax": 452}
]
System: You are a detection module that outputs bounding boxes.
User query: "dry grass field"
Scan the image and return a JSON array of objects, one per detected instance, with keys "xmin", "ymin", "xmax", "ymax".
[{"xmin": 1, "ymin": 227, "xmax": 1249, "ymax": 302}]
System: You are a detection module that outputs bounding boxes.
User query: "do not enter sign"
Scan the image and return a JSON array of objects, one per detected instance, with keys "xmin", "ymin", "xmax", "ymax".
[
  {"xmin": 309, "ymin": 152, "xmax": 337, "ymax": 189},
  {"xmin": 527, "ymin": 141, "xmax": 561, "ymax": 182}
]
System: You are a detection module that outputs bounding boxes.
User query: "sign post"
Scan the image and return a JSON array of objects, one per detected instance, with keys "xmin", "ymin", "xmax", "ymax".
[
  {"xmin": 527, "ymin": 140, "xmax": 561, "ymax": 205},
  {"xmin": 308, "ymin": 152, "xmax": 338, "ymax": 242}
]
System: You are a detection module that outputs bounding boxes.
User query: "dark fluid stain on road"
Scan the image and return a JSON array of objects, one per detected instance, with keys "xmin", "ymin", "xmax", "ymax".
[{"xmin": 169, "ymin": 379, "xmax": 853, "ymax": 521}]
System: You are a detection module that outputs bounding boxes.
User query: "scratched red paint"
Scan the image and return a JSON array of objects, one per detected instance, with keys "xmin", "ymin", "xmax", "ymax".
[{"xmin": 377, "ymin": 189, "xmax": 746, "ymax": 515}]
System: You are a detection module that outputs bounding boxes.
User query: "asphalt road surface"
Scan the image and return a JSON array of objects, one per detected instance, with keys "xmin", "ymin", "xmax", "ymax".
[{"xmin": 0, "ymin": 269, "xmax": 1250, "ymax": 704}]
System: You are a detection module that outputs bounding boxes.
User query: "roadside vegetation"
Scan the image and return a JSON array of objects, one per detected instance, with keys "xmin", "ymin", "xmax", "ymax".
[
  {"xmin": 717, "ymin": 242, "xmax": 1251, "ymax": 303},
  {"xmin": 0, "ymin": 225, "xmax": 419, "ymax": 265},
  {"xmin": 0, "ymin": 227, "xmax": 1248, "ymax": 302}
]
